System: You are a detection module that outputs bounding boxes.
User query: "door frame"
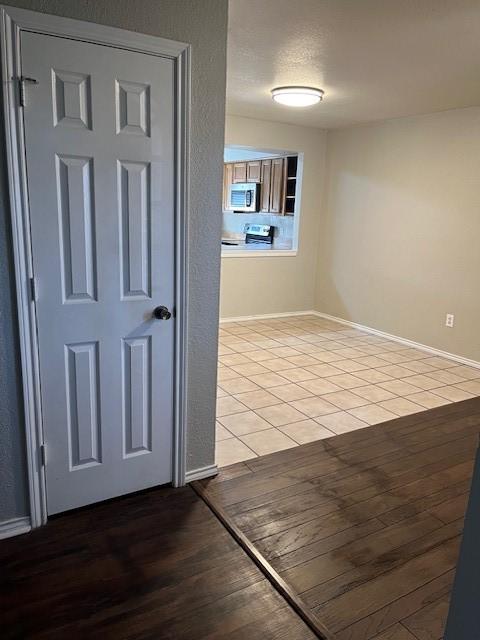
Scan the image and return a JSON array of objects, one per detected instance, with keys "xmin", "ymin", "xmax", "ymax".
[{"xmin": 0, "ymin": 5, "xmax": 191, "ymax": 528}]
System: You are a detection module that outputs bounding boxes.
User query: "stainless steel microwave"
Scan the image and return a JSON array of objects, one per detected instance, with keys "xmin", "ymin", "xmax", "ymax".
[{"xmin": 228, "ymin": 182, "xmax": 260, "ymax": 212}]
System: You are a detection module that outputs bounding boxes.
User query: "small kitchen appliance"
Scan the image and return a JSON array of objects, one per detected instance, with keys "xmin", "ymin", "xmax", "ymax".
[{"xmin": 228, "ymin": 182, "xmax": 260, "ymax": 212}]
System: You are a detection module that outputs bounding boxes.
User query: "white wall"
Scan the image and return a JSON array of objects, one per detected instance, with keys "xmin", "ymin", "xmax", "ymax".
[
  {"xmin": 315, "ymin": 107, "xmax": 480, "ymax": 362},
  {"xmin": 220, "ymin": 115, "xmax": 327, "ymax": 318}
]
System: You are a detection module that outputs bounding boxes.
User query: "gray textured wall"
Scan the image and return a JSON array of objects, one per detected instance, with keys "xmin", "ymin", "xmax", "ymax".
[{"xmin": 0, "ymin": 0, "xmax": 228, "ymax": 523}]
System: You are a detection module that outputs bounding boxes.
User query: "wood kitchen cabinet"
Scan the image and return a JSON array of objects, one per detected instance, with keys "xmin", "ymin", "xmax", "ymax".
[
  {"xmin": 269, "ymin": 157, "xmax": 285, "ymax": 213},
  {"xmin": 223, "ymin": 163, "xmax": 233, "ymax": 210},
  {"xmin": 246, "ymin": 160, "xmax": 261, "ymax": 183},
  {"xmin": 223, "ymin": 154, "xmax": 297, "ymax": 214},
  {"xmin": 260, "ymin": 159, "xmax": 272, "ymax": 212},
  {"xmin": 232, "ymin": 162, "xmax": 247, "ymax": 183}
]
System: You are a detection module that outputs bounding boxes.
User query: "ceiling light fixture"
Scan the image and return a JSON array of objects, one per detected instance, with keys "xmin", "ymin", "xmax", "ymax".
[{"xmin": 271, "ymin": 86, "xmax": 324, "ymax": 107}]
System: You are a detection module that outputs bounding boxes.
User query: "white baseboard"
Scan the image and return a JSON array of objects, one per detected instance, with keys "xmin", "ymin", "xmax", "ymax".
[
  {"xmin": 185, "ymin": 464, "xmax": 218, "ymax": 483},
  {"xmin": 220, "ymin": 308, "xmax": 480, "ymax": 369},
  {"xmin": 0, "ymin": 516, "xmax": 31, "ymax": 540},
  {"xmin": 312, "ymin": 310, "xmax": 480, "ymax": 370},
  {"xmin": 219, "ymin": 310, "xmax": 316, "ymax": 324}
]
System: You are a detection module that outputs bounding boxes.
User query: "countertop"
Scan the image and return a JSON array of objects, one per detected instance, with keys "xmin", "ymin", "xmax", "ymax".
[{"xmin": 221, "ymin": 237, "xmax": 294, "ymax": 256}]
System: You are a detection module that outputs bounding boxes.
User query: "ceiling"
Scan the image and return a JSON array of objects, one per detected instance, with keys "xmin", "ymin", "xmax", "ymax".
[{"xmin": 227, "ymin": 0, "xmax": 480, "ymax": 129}]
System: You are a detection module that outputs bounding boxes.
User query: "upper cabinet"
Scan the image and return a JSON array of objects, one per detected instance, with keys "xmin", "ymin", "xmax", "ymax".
[
  {"xmin": 232, "ymin": 162, "xmax": 247, "ymax": 183},
  {"xmin": 260, "ymin": 160, "xmax": 272, "ymax": 212},
  {"xmin": 223, "ymin": 163, "xmax": 233, "ymax": 211},
  {"xmin": 223, "ymin": 155, "xmax": 298, "ymax": 215},
  {"xmin": 246, "ymin": 160, "xmax": 261, "ymax": 183},
  {"xmin": 269, "ymin": 157, "xmax": 285, "ymax": 214}
]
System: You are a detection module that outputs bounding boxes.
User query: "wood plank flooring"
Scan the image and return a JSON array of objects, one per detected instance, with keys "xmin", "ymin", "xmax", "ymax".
[
  {"xmin": 2, "ymin": 397, "xmax": 479, "ymax": 639},
  {"xmin": 0, "ymin": 485, "xmax": 319, "ymax": 639},
  {"xmin": 200, "ymin": 397, "xmax": 480, "ymax": 640}
]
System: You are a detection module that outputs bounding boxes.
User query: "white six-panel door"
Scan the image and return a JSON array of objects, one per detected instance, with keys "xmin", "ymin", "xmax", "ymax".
[{"xmin": 21, "ymin": 31, "xmax": 175, "ymax": 514}]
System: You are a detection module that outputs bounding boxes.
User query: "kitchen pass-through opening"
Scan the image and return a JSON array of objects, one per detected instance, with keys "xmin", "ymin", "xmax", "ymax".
[{"xmin": 221, "ymin": 145, "xmax": 303, "ymax": 256}]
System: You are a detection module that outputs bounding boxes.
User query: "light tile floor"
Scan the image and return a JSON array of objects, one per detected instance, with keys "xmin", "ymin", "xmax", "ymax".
[{"xmin": 216, "ymin": 315, "xmax": 480, "ymax": 467}]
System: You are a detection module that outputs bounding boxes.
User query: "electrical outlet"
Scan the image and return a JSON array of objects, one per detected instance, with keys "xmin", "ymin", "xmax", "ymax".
[{"xmin": 445, "ymin": 314, "xmax": 455, "ymax": 328}]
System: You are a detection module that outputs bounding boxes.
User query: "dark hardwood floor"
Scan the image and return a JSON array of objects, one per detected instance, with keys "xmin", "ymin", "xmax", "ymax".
[
  {"xmin": 200, "ymin": 397, "xmax": 480, "ymax": 640},
  {"xmin": 0, "ymin": 485, "xmax": 318, "ymax": 639},
  {"xmin": 2, "ymin": 398, "xmax": 479, "ymax": 639}
]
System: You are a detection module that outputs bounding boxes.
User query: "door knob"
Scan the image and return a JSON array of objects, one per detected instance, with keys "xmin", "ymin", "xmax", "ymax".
[{"xmin": 153, "ymin": 305, "xmax": 172, "ymax": 320}]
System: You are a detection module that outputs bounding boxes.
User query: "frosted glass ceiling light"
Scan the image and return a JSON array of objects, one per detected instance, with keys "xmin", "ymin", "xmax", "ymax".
[{"xmin": 271, "ymin": 86, "xmax": 324, "ymax": 107}]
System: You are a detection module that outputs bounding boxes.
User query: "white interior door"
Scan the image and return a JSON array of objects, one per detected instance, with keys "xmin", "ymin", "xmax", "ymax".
[{"xmin": 20, "ymin": 31, "xmax": 175, "ymax": 515}]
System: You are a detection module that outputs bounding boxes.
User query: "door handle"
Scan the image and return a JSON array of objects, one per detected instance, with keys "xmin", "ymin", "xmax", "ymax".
[{"xmin": 153, "ymin": 305, "xmax": 172, "ymax": 320}]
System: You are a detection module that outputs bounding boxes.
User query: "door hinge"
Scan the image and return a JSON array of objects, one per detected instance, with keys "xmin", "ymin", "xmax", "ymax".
[
  {"xmin": 40, "ymin": 444, "xmax": 46, "ymax": 467},
  {"xmin": 18, "ymin": 76, "xmax": 38, "ymax": 108},
  {"xmin": 29, "ymin": 276, "xmax": 38, "ymax": 302}
]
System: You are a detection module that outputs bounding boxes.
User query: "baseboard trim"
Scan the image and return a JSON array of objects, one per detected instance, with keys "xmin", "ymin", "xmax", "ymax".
[
  {"xmin": 185, "ymin": 464, "xmax": 218, "ymax": 483},
  {"xmin": 220, "ymin": 310, "xmax": 316, "ymax": 324},
  {"xmin": 221, "ymin": 308, "xmax": 480, "ymax": 369},
  {"xmin": 312, "ymin": 311, "xmax": 480, "ymax": 370},
  {"xmin": 0, "ymin": 516, "xmax": 31, "ymax": 540}
]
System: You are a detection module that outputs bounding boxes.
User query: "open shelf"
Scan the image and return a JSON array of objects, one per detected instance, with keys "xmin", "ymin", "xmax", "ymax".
[{"xmin": 284, "ymin": 155, "xmax": 298, "ymax": 215}]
